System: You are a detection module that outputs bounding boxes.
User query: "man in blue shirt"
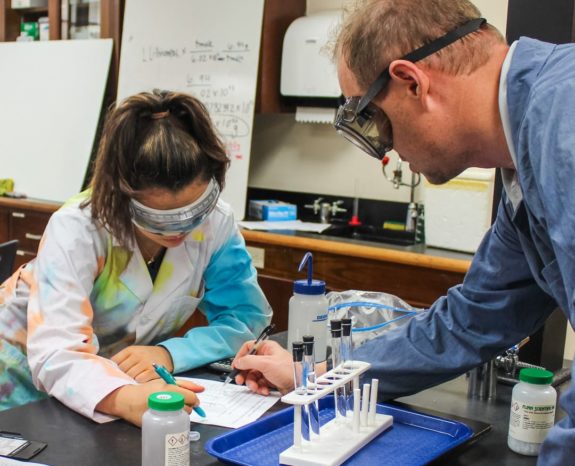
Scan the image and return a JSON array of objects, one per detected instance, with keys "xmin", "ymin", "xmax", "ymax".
[{"xmin": 233, "ymin": 0, "xmax": 575, "ymax": 463}]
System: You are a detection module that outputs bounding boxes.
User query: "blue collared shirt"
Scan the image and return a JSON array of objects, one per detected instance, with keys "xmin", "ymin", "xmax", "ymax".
[{"xmin": 355, "ymin": 37, "xmax": 575, "ymax": 465}]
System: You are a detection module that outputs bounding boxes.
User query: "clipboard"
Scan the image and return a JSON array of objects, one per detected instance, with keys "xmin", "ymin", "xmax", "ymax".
[{"xmin": 0, "ymin": 431, "xmax": 47, "ymax": 460}]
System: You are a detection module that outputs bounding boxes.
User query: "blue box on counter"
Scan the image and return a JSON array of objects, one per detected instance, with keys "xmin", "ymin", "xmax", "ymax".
[{"xmin": 249, "ymin": 200, "xmax": 297, "ymax": 221}]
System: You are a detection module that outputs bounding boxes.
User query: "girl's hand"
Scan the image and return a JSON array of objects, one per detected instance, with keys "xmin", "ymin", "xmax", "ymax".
[
  {"xmin": 96, "ymin": 378, "xmax": 204, "ymax": 427},
  {"xmin": 111, "ymin": 345, "xmax": 174, "ymax": 382}
]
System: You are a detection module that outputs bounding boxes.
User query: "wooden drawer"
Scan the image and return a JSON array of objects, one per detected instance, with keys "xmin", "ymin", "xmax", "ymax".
[
  {"xmin": 14, "ymin": 249, "xmax": 37, "ymax": 270},
  {"xmin": 0, "ymin": 207, "xmax": 9, "ymax": 244},
  {"xmin": 0, "ymin": 199, "xmax": 60, "ymax": 275},
  {"xmin": 10, "ymin": 209, "xmax": 51, "ymax": 254},
  {"xmin": 246, "ymin": 241, "xmax": 466, "ymax": 310}
]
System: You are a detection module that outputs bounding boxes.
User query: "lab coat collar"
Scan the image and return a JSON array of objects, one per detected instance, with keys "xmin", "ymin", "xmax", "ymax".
[
  {"xmin": 117, "ymin": 238, "xmax": 153, "ymax": 304},
  {"xmin": 499, "ymin": 41, "xmax": 523, "ymax": 213},
  {"xmin": 116, "ymin": 233, "xmax": 200, "ymax": 306}
]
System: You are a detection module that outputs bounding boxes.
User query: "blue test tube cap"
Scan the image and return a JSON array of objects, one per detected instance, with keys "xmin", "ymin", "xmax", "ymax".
[{"xmin": 294, "ymin": 252, "xmax": 325, "ymax": 295}]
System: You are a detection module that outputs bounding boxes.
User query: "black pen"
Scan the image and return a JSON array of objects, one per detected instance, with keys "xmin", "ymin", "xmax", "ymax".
[{"xmin": 223, "ymin": 323, "xmax": 275, "ymax": 387}]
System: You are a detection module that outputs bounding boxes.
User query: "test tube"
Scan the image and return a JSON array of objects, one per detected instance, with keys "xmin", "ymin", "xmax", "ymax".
[
  {"xmin": 303, "ymin": 336, "xmax": 320, "ymax": 437},
  {"xmin": 330, "ymin": 319, "xmax": 342, "ymax": 370},
  {"xmin": 292, "ymin": 341, "xmax": 305, "ymax": 394},
  {"xmin": 292, "ymin": 341, "xmax": 310, "ymax": 441},
  {"xmin": 341, "ymin": 318, "xmax": 354, "ymax": 410},
  {"xmin": 341, "ymin": 318, "xmax": 353, "ymax": 367},
  {"xmin": 330, "ymin": 319, "xmax": 347, "ymax": 419}
]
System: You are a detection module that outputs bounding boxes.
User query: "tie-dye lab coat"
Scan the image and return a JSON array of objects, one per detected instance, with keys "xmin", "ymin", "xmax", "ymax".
[{"xmin": 0, "ymin": 196, "xmax": 271, "ymax": 422}]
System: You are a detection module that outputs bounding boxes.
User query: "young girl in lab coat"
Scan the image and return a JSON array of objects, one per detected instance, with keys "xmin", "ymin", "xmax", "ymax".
[{"xmin": 0, "ymin": 90, "xmax": 272, "ymax": 425}]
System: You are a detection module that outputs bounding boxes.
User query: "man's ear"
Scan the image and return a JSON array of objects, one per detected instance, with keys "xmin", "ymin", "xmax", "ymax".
[{"xmin": 388, "ymin": 60, "xmax": 430, "ymax": 105}]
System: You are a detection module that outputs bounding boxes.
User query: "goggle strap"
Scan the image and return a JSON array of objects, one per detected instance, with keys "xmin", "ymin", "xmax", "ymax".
[
  {"xmin": 403, "ymin": 18, "xmax": 486, "ymax": 63},
  {"xmin": 358, "ymin": 17, "xmax": 486, "ymax": 112},
  {"xmin": 358, "ymin": 70, "xmax": 390, "ymax": 112}
]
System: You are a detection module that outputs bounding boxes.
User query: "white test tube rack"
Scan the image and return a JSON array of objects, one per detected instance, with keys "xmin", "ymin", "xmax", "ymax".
[{"xmin": 279, "ymin": 360, "xmax": 393, "ymax": 466}]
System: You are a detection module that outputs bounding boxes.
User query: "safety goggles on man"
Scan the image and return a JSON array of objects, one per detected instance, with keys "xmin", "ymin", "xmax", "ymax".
[
  {"xmin": 130, "ymin": 178, "xmax": 220, "ymax": 237},
  {"xmin": 334, "ymin": 17, "xmax": 486, "ymax": 160}
]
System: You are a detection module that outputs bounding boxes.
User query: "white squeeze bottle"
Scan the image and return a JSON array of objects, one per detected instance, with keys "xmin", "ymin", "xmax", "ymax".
[
  {"xmin": 287, "ymin": 252, "xmax": 328, "ymax": 362},
  {"xmin": 142, "ymin": 392, "xmax": 190, "ymax": 466}
]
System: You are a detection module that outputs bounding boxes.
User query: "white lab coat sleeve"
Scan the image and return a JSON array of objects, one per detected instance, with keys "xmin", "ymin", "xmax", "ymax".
[{"xmin": 26, "ymin": 207, "xmax": 136, "ymax": 423}]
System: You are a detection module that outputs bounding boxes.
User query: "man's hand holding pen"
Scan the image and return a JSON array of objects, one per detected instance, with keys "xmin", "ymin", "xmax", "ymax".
[
  {"xmin": 231, "ymin": 339, "xmax": 295, "ymax": 395},
  {"xmin": 223, "ymin": 324, "xmax": 275, "ymax": 387}
]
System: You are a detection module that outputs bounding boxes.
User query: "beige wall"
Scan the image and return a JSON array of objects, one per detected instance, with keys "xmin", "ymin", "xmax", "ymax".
[
  {"xmin": 249, "ymin": 0, "xmax": 575, "ymax": 359},
  {"xmin": 307, "ymin": 0, "xmax": 508, "ymax": 30},
  {"xmin": 302, "ymin": 0, "xmax": 575, "ymax": 361},
  {"xmin": 249, "ymin": 1, "xmax": 575, "ymax": 360},
  {"xmin": 566, "ymin": 329, "xmax": 575, "ymax": 361},
  {"xmin": 248, "ymin": 0, "xmax": 509, "ymax": 203}
]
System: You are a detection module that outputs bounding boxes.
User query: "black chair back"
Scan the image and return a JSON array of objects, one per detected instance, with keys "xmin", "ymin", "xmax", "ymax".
[{"xmin": 0, "ymin": 240, "xmax": 18, "ymax": 283}]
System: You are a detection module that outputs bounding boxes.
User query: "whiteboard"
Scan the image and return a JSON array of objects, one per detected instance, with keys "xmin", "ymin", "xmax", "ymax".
[
  {"xmin": 118, "ymin": 0, "xmax": 265, "ymax": 220},
  {"xmin": 0, "ymin": 40, "xmax": 112, "ymax": 202}
]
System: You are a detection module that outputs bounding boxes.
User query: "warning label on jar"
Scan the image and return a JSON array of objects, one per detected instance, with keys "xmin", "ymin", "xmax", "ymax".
[
  {"xmin": 508, "ymin": 399, "xmax": 556, "ymax": 443},
  {"xmin": 165, "ymin": 430, "xmax": 190, "ymax": 466}
]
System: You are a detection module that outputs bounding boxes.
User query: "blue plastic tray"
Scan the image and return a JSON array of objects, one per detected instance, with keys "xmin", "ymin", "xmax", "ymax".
[{"xmin": 205, "ymin": 396, "xmax": 473, "ymax": 466}]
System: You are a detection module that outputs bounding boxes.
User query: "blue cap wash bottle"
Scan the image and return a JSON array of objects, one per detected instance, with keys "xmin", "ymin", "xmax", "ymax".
[{"xmin": 287, "ymin": 252, "xmax": 328, "ymax": 362}]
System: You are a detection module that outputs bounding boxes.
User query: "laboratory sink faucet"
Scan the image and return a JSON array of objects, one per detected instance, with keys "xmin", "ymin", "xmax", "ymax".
[
  {"xmin": 304, "ymin": 197, "xmax": 324, "ymax": 217},
  {"xmin": 327, "ymin": 200, "xmax": 347, "ymax": 223},
  {"xmin": 304, "ymin": 198, "xmax": 348, "ymax": 223}
]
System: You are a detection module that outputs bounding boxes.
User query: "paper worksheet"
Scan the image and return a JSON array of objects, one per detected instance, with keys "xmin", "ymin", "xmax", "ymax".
[
  {"xmin": 238, "ymin": 220, "xmax": 332, "ymax": 233},
  {"xmin": 181, "ymin": 378, "xmax": 281, "ymax": 429}
]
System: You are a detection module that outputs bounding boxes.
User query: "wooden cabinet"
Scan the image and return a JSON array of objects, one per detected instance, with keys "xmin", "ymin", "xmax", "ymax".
[
  {"xmin": 0, "ymin": 0, "xmax": 123, "ymax": 95},
  {"xmin": 0, "ymin": 205, "xmax": 9, "ymax": 244},
  {"xmin": 0, "ymin": 0, "xmax": 121, "ymax": 41},
  {"xmin": 1, "ymin": 0, "xmax": 303, "ymax": 111},
  {"xmin": 256, "ymin": 0, "xmax": 306, "ymax": 113},
  {"xmin": 243, "ymin": 230, "xmax": 471, "ymax": 332},
  {"xmin": 257, "ymin": 274, "xmax": 293, "ymax": 333},
  {"xmin": 10, "ymin": 208, "xmax": 50, "ymax": 268},
  {"xmin": 0, "ymin": 0, "xmax": 48, "ymax": 41},
  {"xmin": 0, "ymin": 199, "xmax": 471, "ymax": 340},
  {"xmin": 0, "ymin": 198, "xmax": 59, "ymax": 271}
]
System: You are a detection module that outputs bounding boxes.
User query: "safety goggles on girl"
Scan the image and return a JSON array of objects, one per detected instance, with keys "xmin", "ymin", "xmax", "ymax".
[
  {"xmin": 334, "ymin": 17, "xmax": 486, "ymax": 160},
  {"xmin": 130, "ymin": 178, "xmax": 220, "ymax": 236}
]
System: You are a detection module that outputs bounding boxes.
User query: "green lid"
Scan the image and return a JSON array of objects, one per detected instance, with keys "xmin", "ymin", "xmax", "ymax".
[
  {"xmin": 519, "ymin": 368, "xmax": 554, "ymax": 385},
  {"xmin": 148, "ymin": 392, "xmax": 185, "ymax": 411}
]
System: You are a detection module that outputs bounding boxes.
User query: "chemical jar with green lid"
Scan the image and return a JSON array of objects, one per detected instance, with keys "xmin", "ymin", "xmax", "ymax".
[
  {"xmin": 142, "ymin": 392, "xmax": 190, "ymax": 466},
  {"xmin": 507, "ymin": 368, "xmax": 557, "ymax": 456}
]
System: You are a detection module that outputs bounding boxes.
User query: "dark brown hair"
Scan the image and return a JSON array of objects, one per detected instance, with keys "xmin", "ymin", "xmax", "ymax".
[
  {"xmin": 336, "ymin": 0, "xmax": 505, "ymax": 90},
  {"xmin": 85, "ymin": 89, "xmax": 229, "ymax": 245}
]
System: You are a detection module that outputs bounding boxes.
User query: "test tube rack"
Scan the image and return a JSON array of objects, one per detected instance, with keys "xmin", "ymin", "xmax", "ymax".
[{"xmin": 279, "ymin": 360, "xmax": 393, "ymax": 466}]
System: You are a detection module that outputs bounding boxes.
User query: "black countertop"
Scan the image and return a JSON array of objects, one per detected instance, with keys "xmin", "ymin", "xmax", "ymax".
[
  {"xmin": 242, "ymin": 227, "xmax": 475, "ymax": 263},
  {"xmin": 0, "ymin": 367, "xmax": 568, "ymax": 466},
  {"xmin": 399, "ymin": 374, "xmax": 569, "ymax": 466}
]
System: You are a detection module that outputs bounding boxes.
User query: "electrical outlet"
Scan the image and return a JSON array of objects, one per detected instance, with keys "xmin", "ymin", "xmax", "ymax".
[{"xmin": 246, "ymin": 246, "xmax": 265, "ymax": 269}]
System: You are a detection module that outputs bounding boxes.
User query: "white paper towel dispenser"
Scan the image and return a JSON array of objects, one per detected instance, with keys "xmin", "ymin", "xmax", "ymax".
[{"xmin": 280, "ymin": 10, "xmax": 342, "ymax": 123}]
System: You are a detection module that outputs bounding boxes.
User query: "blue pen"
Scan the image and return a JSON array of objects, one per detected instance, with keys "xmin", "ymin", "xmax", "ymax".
[{"xmin": 152, "ymin": 363, "xmax": 206, "ymax": 418}]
